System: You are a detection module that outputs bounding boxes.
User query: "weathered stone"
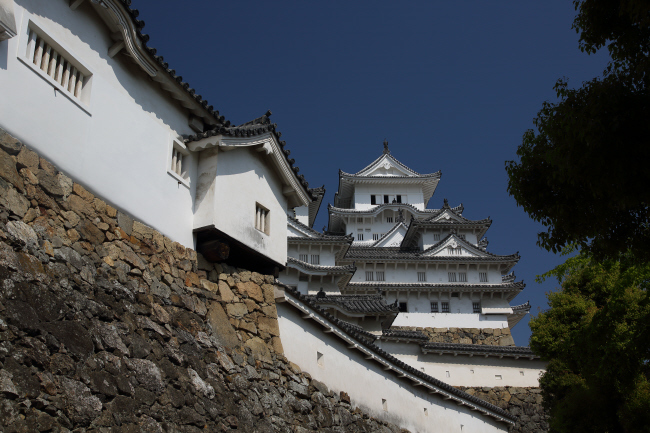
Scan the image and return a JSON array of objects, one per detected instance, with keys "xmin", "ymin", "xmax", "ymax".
[
  {"xmin": 117, "ymin": 211, "xmax": 133, "ymax": 235},
  {"xmin": 0, "ymin": 184, "xmax": 29, "ymax": 217},
  {"xmin": 207, "ymin": 301, "xmax": 239, "ymax": 348},
  {"xmin": 0, "ymin": 128, "xmax": 22, "ymax": 154},
  {"xmin": 499, "ymin": 335, "xmax": 515, "ymax": 346},
  {"xmin": 16, "ymin": 146, "xmax": 39, "ymax": 169},
  {"xmin": 6, "ymin": 220, "xmax": 38, "ymax": 249},
  {"xmin": 245, "ymin": 337, "xmax": 272, "ymax": 364},
  {"xmin": 124, "ymin": 358, "xmax": 164, "ymax": 394},
  {"xmin": 258, "ymin": 316, "xmax": 280, "ymax": 337},
  {"xmin": 76, "ymin": 219, "xmax": 105, "ymax": 245},
  {"xmin": 226, "ymin": 303, "xmax": 248, "ymax": 318},
  {"xmin": 237, "ymin": 281, "xmax": 264, "ymax": 303},
  {"xmin": 132, "ymin": 220, "xmax": 153, "ymax": 239},
  {"xmin": 94, "ymin": 322, "xmax": 129, "ymax": 355}
]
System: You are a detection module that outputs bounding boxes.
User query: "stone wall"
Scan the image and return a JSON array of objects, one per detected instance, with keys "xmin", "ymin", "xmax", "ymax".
[
  {"xmin": 392, "ymin": 326, "xmax": 516, "ymax": 346},
  {"xmin": 0, "ymin": 130, "xmax": 409, "ymax": 432},
  {"xmin": 457, "ymin": 387, "xmax": 548, "ymax": 433}
]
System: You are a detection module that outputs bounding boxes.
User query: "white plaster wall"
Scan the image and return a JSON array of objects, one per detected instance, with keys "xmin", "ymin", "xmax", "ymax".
[
  {"xmin": 0, "ymin": 1, "xmax": 196, "ymax": 246},
  {"xmin": 350, "ymin": 262, "xmax": 505, "ymax": 286},
  {"xmin": 277, "ymin": 302, "xmax": 508, "ymax": 433},
  {"xmin": 353, "ymin": 185, "xmax": 424, "ymax": 211},
  {"xmin": 421, "ymin": 230, "xmax": 479, "ymax": 249},
  {"xmin": 294, "ymin": 205, "xmax": 309, "ymax": 226},
  {"xmin": 280, "ymin": 268, "xmax": 342, "ymax": 295},
  {"xmin": 288, "ymin": 243, "xmax": 337, "ymax": 266},
  {"xmin": 209, "ymin": 147, "xmax": 288, "ymax": 265},
  {"xmin": 377, "ymin": 341, "xmax": 546, "ymax": 387},
  {"xmin": 392, "ymin": 312, "xmax": 508, "ymax": 329}
]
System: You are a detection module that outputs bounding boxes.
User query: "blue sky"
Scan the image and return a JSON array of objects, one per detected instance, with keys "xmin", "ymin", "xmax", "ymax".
[{"xmin": 135, "ymin": 1, "xmax": 610, "ymax": 345}]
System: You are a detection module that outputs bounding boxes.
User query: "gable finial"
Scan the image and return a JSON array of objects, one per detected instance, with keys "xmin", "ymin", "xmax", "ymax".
[
  {"xmin": 383, "ymin": 139, "xmax": 390, "ymax": 155},
  {"xmin": 443, "ymin": 198, "xmax": 449, "ymax": 208}
]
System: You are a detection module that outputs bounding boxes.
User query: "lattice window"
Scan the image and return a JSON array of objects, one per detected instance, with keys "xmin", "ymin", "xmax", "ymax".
[
  {"xmin": 299, "ymin": 254, "xmax": 308, "ymax": 262},
  {"xmin": 255, "ymin": 204, "xmax": 269, "ymax": 234},
  {"xmin": 373, "ymin": 233, "xmax": 380, "ymax": 241},
  {"xmin": 365, "ymin": 271, "xmax": 374, "ymax": 281},
  {"xmin": 357, "ymin": 217, "xmax": 363, "ymax": 223},
  {"xmin": 458, "ymin": 234, "xmax": 466, "ymax": 240},
  {"xmin": 441, "ymin": 302, "xmax": 450, "ymax": 313},
  {"xmin": 417, "ymin": 271, "xmax": 426, "ymax": 282},
  {"xmin": 448, "ymin": 272, "xmax": 457, "ymax": 282},
  {"xmin": 25, "ymin": 26, "xmax": 91, "ymax": 104},
  {"xmin": 458, "ymin": 272, "xmax": 467, "ymax": 282},
  {"xmin": 430, "ymin": 302, "xmax": 439, "ymax": 313},
  {"xmin": 386, "ymin": 217, "xmax": 393, "ymax": 223},
  {"xmin": 357, "ymin": 233, "xmax": 364, "ymax": 241},
  {"xmin": 447, "ymin": 246, "xmax": 462, "ymax": 255},
  {"xmin": 376, "ymin": 271, "xmax": 385, "ymax": 281},
  {"xmin": 433, "ymin": 233, "xmax": 440, "ymax": 241},
  {"xmin": 479, "ymin": 272, "xmax": 488, "ymax": 282},
  {"xmin": 473, "ymin": 302, "xmax": 481, "ymax": 313},
  {"xmin": 310, "ymin": 255, "xmax": 320, "ymax": 265}
]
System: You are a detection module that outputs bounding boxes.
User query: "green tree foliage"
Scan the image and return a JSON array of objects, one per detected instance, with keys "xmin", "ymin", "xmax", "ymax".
[
  {"xmin": 530, "ymin": 251, "xmax": 650, "ymax": 432},
  {"xmin": 505, "ymin": 0, "xmax": 650, "ymax": 260}
]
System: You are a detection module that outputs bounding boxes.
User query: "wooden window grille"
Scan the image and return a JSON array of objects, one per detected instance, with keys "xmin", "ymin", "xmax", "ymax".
[
  {"xmin": 299, "ymin": 254, "xmax": 308, "ymax": 262},
  {"xmin": 310, "ymin": 255, "xmax": 320, "ymax": 265},
  {"xmin": 386, "ymin": 217, "xmax": 393, "ymax": 223},
  {"xmin": 376, "ymin": 271, "xmax": 385, "ymax": 281},
  {"xmin": 357, "ymin": 233, "xmax": 364, "ymax": 241},
  {"xmin": 433, "ymin": 233, "xmax": 440, "ymax": 241},
  {"xmin": 458, "ymin": 234, "xmax": 466, "ymax": 240},
  {"xmin": 365, "ymin": 271, "xmax": 374, "ymax": 281},
  {"xmin": 479, "ymin": 272, "xmax": 488, "ymax": 282},
  {"xmin": 26, "ymin": 28, "xmax": 87, "ymax": 101},
  {"xmin": 473, "ymin": 302, "xmax": 481, "ymax": 313},
  {"xmin": 448, "ymin": 272, "xmax": 457, "ymax": 282},
  {"xmin": 373, "ymin": 233, "xmax": 380, "ymax": 241},
  {"xmin": 441, "ymin": 302, "xmax": 450, "ymax": 313},
  {"xmin": 430, "ymin": 302, "xmax": 439, "ymax": 313},
  {"xmin": 458, "ymin": 272, "xmax": 467, "ymax": 282},
  {"xmin": 255, "ymin": 204, "xmax": 269, "ymax": 234},
  {"xmin": 417, "ymin": 271, "xmax": 426, "ymax": 282}
]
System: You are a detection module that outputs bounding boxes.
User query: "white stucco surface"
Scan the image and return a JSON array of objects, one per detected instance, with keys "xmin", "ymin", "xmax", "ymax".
[
  {"xmin": 1, "ymin": 1, "xmax": 196, "ymax": 246},
  {"xmin": 377, "ymin": 341, "xmax": 546, "ymax": 387},
  {"xmin": 277, "ymin": 300, "xmax": 510, "ymax": 433}
]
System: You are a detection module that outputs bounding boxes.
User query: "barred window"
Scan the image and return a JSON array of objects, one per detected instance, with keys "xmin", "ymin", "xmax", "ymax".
[
  {"xmin": 376, "ymin": 271, "xmax": 385, "ymax": 281},
  {"xmin": 386, "ymin": 217, "xmax": 393, "ymax": 223},
  {"xmin": 479, "ymin": 272, "xmax": 488, "ymax": 282},
  {"xmin": 365, "ymin": 271, "xmax": 374, "ymax": 281},
  {"xmin": 458, "ymin": 272, "xmax": 467, "ymax": 282},
  {"xmin": 433, "ymin": 233, "xmax": 440, "ymax": 241},
  {"xmin": 430, "ymin": 302, "xmax": 439, "ymax": 313},
  {"xmin": 473, "ymin": 302, "xmax": 481, "ymax": 313},
  {"xmin": 310, "ymin": 255, "xmax": 320, "ymax": 265},
  {"xmin": 255, "ymin": 204, "xmax": 270, "ymax": 234},
  {"xmin": 417, "ymin": 272, "xmax": 426, "ymax": 282},
  {"xmin": 357, "ymin": 233, "xmax": 364, "ymax": 241},
  {"xmin": 447, "ymin": 246, "xmax": 462, "ymax": 255},
  {"xmin": 458, "ymin": 234, "xmax": 466, "ymax": 240},
  {"xmin": 373, "ymin": 233, "xmax": 380, "ymax": 241},
  {"xmin": 448, "ymin": 272, "xmax": 457, "ymax": 282},
  {"xmin": 299, "ymin": 254, "xmax": 308, "ymax": 262},
  {"xmin": 357, "ymin": 217, "xmax": 363, "ymax": 223},
  {"xmin": 441, "ymin": 302, "xmax": 450, "ymax": 313}
]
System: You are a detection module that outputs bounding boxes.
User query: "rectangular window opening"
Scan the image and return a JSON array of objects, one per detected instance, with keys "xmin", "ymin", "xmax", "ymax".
[
  {"xmin": 396, "ymin": 195, "xmax": 402, "ymax": 203},
  {"xmin": 441, "ymin": 302, "xmax": 450, "ymax": 313},
  {"xmin": 473, "ymin": 302, "xmax": 481, "ymax": 313},
  {"xmin": 357, "ymin": 217, "xmax": 364, "ymax": 223},
  {"xmin": 382, "ymin": 399, "xmax": 387, "ymax": 411},
  {"xmin": 365, "ymin": 271, "xmax": 374, "ymax": 281},
  {"xmin": 451, "ymin": 292, "xmax": 460, "ymax": 298},
  {"xmin": 310, "ymin": 255, "xmax": 320, "ymax": 265},
  {"xmin": 495, "ymin": 375, "xmax": 502, "ymax": 380},
  {"xmin": 384, "ymin": 195, "xmax": 389, "ymax": 204},
  {"xmin": 445, "ymin": 371, "xmax": 450, "ymax": 378},
  {"xmin": 398, "ymin": 302, "xmax": 407, "ymax": 313},
  {"xmin": 479, "ymin": 272, "xmax": 488, "ymax": 283},
  {"xmin": 386, "ymin": 216, "xmax": 393, "ymax": 223},
  {"xmin": 255, "ymin": 204, "xmax": 270, "ymax": 235},
  {"xmin": 373, "ymin": 233, "xmax": 380, "ymax": 241},
  {"xmin": 433, "ymin": 233, "xmax": 441, "ymax": 241},
  {"xmin": 376, "ymin": 271, "xmax": 385, "ymax": 281},
  {"xmin": 299, "ymin": 254, "xmax": 308, "ymax": 262},
  {"xmin": 317, "ymin": 351, "xmax": 324, "ymax": 367},
  {"xmin": 357, "ymin": 233, "xmax": 364, "ymax": 241},
  {"xmin": 417, "ymin": 271, "xmax": 426, "ymax": 282},
  {"xmin": 430, "ymin": 302, "xmax": 438, "ymax": 313},
  {"xmin": 424, "ymin": 408, "xmax": 428, "ymax": 416},
  {"xmin": 370, "ymin": 195, "xmax": 377, "ymax": 205},
  {"xmin": 448, "ymin": 272, "xmax": 457, "ymax": 282}
]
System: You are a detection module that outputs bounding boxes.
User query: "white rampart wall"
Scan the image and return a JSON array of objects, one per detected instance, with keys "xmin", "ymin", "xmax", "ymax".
[
  {"xmin": 277, "ymin": 301, "xmax": 509, "ymax": 433},
  {"xmin": 0, "ymin": 1, "xmax": 196, "ymax": 246},
  {"xmin": 377, "ymin": 341, "xmax": 546, "ymax": 387},
  {"xmin": 209, "ymin": 148, "xmax": 289, "ymax": 265}
]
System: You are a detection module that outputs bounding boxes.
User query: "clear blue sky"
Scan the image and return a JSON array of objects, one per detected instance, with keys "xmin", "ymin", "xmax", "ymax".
[{"xmin": 135, "ymin": 0, "xmax": 610, "ymax": 345}]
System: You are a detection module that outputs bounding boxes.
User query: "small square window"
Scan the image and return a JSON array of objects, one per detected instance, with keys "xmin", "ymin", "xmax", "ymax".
[
  {"xmin": 357, "ymin": 217, "xmax": 364, "ymax": 223},
  {"xmin": 382, "ymin": 399, "xmax": 387, "ymax": 411},
  {"xmin": 424, "ymin": 408, "xmax": 428, "ymax": 416},
  {"xmin": 365, "ymin": 271, "xmax": 374, "ymax": 281},
  {"xmin": 473, "ymin": 302, "xmax": 481, "ymax": 313},
  {"xmin": 376, "ymin": 271, "xmax": 385, "ymax": 281},
  {"xmin": 458, "ymin": 234, "xmax": 466, "ymax": 240},
  {"xmin": 458, "ymin": 272, "xmax": 467, "ymax": 282},
  {"xmin": 479, "ymin": 272, "xmax": 488, "ymax": 282},
  {"xmin": 398, "ymin": 302, "xmax": 408, "ymax": 312},
  {"xmin": 310, "ymin": 255, "xmax": 320, "ymax": 265},
  {"xmin": 441, "ymin": 302, "xmax": 450, "ymax": 313},
  {"xmin": 255, "ymin": 203, "xmax": 270, "ymax": 235},
  {"xmin": 299, "ymin": 254, "xmax": 308, "ymax": 262},
  {"xmin": 317, "ymin": 351, "xmax": 324, "ymax": 367},
  {"xmin": 417, "ymin": 272, "xmax": 426, "ymax": 282},
  {"xmin": 495, "ymin": 375, "xmax": 502, "ymax": 380},
  {"xmin": 451, "ymin": 292, "xmax": 460, "ymax": 298},
  {"xmin": 448, "ymin": 272, "xmax": 457, "ymax": 282},
  {"xmin": 430, "ymin": 302, "xmax": 438, "ymax": 313},
  {"xmin": 357, "ymin": 233, "xmax": 364, "ymax": 241},
  {"xmin": 386, "ymin": 217, "xmax": 393, "ymax": 223},
  {"xmin": 373, "ymin": 233, "xmax": 380, "ymax": 241},
  {"xmin": 433, "ymin": 233, "xmax": 440, "ymax": 241}
]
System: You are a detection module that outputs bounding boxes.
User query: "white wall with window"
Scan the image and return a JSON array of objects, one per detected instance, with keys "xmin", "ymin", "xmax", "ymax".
[
  {"xmin": 352, "ymin": 184, "xmax": 425, "ymax": 211},
  {"xmin": 0, "ymin": 1, "xmax": 198, "ymax": 246}
]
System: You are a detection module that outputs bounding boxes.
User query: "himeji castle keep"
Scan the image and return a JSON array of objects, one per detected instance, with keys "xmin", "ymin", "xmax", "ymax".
[{"xmin": 0, "ymin": 1, "xmax": 547, "ymax": 431}]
